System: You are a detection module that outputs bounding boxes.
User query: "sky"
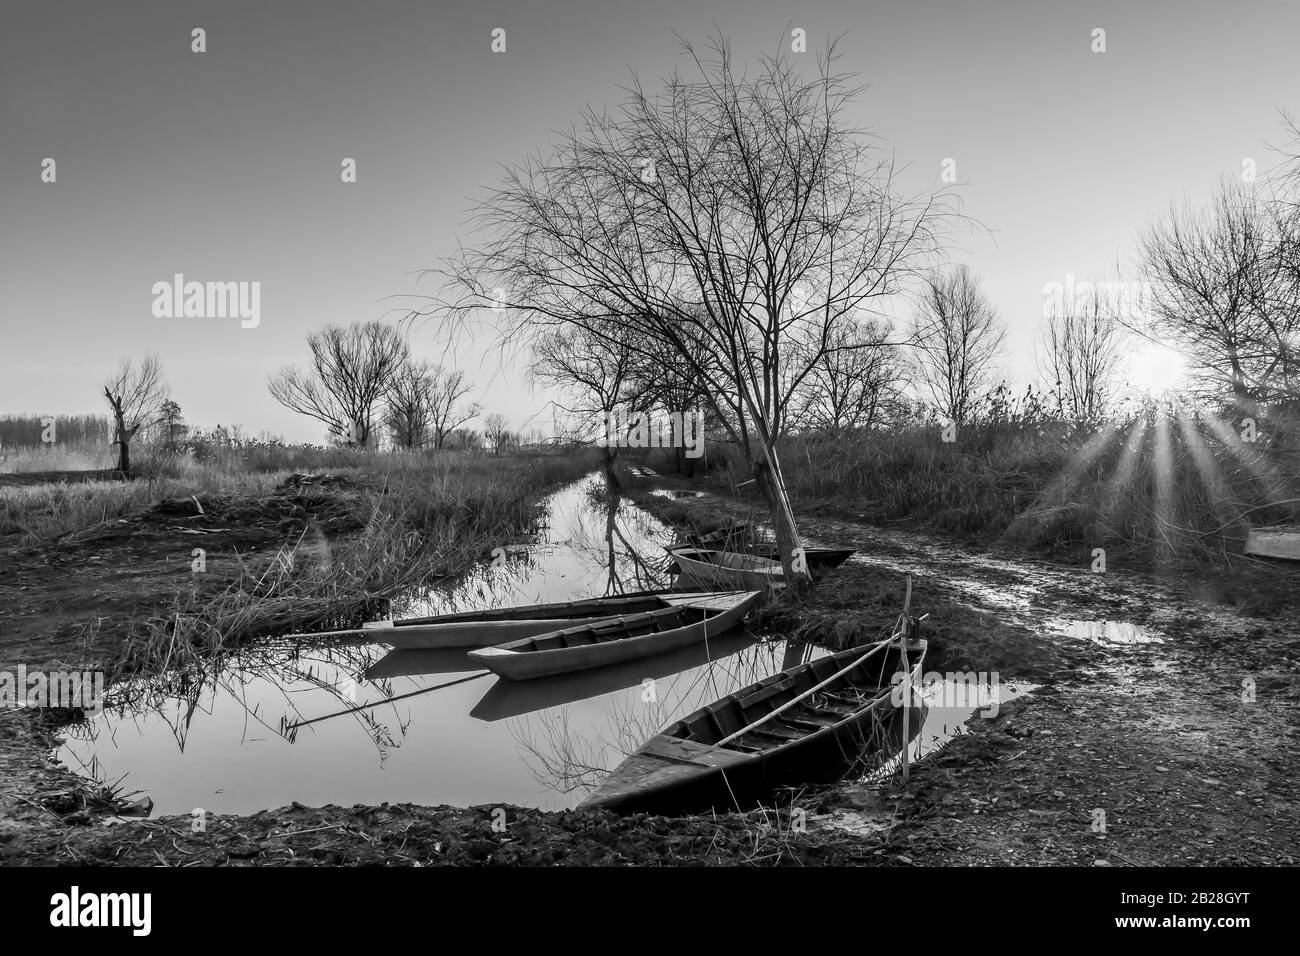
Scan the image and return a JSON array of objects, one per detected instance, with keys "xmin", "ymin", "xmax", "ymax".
[{"xmin": 2, "ymin": 0, "xmax": 1298, "ymax": 441}]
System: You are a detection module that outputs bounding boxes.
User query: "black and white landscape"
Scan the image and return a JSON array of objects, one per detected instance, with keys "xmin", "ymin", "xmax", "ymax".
[{"xmin": 0, "ymin": 0, "xmax": 1294, "ymax": 921}]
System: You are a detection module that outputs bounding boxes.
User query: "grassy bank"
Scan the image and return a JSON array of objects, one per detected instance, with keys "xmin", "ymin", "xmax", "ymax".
[
  {"xmin": 0, "ymin": 449, "xmax": 601, "ymax": 679},
  {"xmin": 728, "ymin": 412, "xmax": 1300, "ymax": 569}
]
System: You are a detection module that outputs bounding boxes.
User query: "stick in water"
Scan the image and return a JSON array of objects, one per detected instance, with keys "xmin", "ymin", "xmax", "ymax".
[{"xmin": 287, "ymin": 671, "xmax": 490, "ymax": 730}]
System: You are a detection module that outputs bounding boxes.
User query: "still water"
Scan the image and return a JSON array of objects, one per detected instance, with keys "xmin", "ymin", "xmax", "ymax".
[{"xmin": 57, "ymin": 475, "xmax": 1007, "ymax": 817}]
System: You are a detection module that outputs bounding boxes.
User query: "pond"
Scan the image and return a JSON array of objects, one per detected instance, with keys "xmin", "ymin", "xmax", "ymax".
[{"xmin": 57, "ymin": 475, "xmax": 1014, "ymax": 817}]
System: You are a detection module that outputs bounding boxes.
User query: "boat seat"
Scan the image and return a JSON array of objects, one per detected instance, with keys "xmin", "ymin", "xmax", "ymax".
[
  {"xmin": 783, "ymin": 714, "xmax": 837, "ymax": 730},
  {"xmin": 754, "ymin": 722, "xmax": 802, "ymax": 740}
]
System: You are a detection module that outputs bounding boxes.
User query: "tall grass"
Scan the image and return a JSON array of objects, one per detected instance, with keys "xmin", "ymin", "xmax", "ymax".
[
  {"xmin": 105, "ymin": 449, "xmax": 602, "ymax": 678},
  {"xmin": 778, "ymin": 408, "xmax": 1300, "ymax": 562}
]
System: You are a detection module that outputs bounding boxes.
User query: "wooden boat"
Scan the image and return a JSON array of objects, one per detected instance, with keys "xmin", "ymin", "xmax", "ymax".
[
  {"xmin": 361, "ymin": 590, "xmax": 739, "ymax": 650},
  {"xmin": 469, "ymin": 630, "xmax": 759, "ymax": 722},
  {"xmin": 750, "ymin": 546, "xmax": 856, "ymax": 573},
  {"xmin": 467, "ymin": 590, "xmax": 762, "ymax": 681},
  {"xmin": 667, "ymin": 540, "xmax": 855, "ymax": 578},
  {"xmin": 580, "ymin": 637, "xmax": 927, "ymax": 814},
  {"xmin": 670, "ymin": 548, "xmax": 786, "ymax": 590},
  {"xmin": 1244, "ymin": 524, "xmax": 1300, "ymax": 561}
]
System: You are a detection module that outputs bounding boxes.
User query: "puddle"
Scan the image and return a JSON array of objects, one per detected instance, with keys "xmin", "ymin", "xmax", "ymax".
[
  {"xmin": 861, "ymin": 673, "xmax": 1039, "ymax": 782},
  {"xmin": 56, "ymin": 475, "xmax": 830, "ymax": 817},
  {"xmin": 1046, "ymin": 619, "xmax": 1161, "ymax": 645}
]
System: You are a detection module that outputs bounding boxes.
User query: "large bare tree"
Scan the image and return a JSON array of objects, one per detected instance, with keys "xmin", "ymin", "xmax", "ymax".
[
  {"xmin": 102, "ymin": 355, "xmax": 169, "ymax": 476},
  {"xmin": 268, "ymin": 322, "xmax": 408, "ymax": 447},
  {"xmin": 424, "ymin": 36, "xmax": 952, "ymax": 582},
  {"xmin": 1139, "ymin": 179, "xmax": 1296, "ymax": 415},
  {"xmin": 910, "ymin": 266, "xmax": 1005, "ymax": 427},
  {"xmin": 384, "ymin": 359, "xmax": 437, "ymax": 448}
]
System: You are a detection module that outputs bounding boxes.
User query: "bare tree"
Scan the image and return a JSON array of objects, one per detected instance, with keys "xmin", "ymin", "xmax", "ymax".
[
  {"xmin": 794, "ymin": 318, "xmax": 905, "ymax": 433},
  {"xmin": 268, "ymin": 322, "xmax": 408, "ymax": 447},
  {"xmin": 427, "ymin": 368, "xmax": 480, "ymax": 449},
  {"xmin": 531, "ymin": 321, "xmax": 647, "ymax": 486},
  {"xmin": 1139, "ymin": 178, "xmax": 1294, "ymax": 415},
  {"xmin": 910, "ymin": 266, "xmax": 1005, "ymax": 427},
  {"xmin": 483, "ymin": 412, "xmax": 513, "ymax": 455},
  {"xmin": 449, "ymin": 427, "xmax": 483, "ymax": 451},
  {"xmin": 424, "ymin": 36, "xmax": 953, "ymax": 583},
  {"xmin": 102, "ymin": 355, "xmax": 169, "ymax": 476},
  {"xmin": 1037, "ymin": 281, "xmax": 1123, "ymax": 420},
  {"xmin": 384, "ymin": 359, "xmax": 436, "ymax": 448}
]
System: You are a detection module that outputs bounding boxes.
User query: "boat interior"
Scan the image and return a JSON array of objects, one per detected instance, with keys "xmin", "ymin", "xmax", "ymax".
[
  {"xmin": 669, "ymin": 644, "xmax": 921, "ymax": 753},
  {"xmin": 513, "ymin": 605, "xmax": 723, "ymax": 652}
]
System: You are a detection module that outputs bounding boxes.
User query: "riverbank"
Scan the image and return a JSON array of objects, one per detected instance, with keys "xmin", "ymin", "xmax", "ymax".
[
  {"xmin": 0, "ymin": 453, "xmax": 595, "ymax": 843},
  {"xmin": 3, "ymin": 463, "xmax": 1297, "ymax": 866}
]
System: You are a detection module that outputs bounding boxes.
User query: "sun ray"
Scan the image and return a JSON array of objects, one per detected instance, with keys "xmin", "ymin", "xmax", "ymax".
[
  {"xmin": 1102, "ymin": 416, "xmax": 1148, "ymax": 525},
  {"xmin": 1151, "ymin": 414, "xmax": 1175, "ymax": 560},
  {"xmin": 1175, "ymin": 412, "xmax": 1242, "ymax": 533},
  {"xmin": 1002, "ymin": 423, "xmax": 1119, "ymax": 541},
  {"xmin": 1201, "ymin": 415, "xmax": 1295, "ymax": 505}
]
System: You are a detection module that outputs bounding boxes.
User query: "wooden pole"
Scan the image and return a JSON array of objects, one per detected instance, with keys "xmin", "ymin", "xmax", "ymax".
[
  {"xmin": 286, "ymin": 671, "xmax": 490, "ymax": 731},
  {"xmin": 899, "ymin": 575, "xmax": 913, "ymax": 783}
]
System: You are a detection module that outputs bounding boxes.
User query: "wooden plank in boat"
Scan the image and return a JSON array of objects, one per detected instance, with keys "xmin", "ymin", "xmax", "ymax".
[{"xmin": 639, "ymin": 735, "xmax": 749, "ymax": 768}]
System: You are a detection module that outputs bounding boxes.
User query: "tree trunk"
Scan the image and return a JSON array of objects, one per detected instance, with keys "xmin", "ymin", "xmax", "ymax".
[
  {"xmin": 601, "ymin": 446, "xmax": 622, "ymax": 494},
  {"xmin": 114, "ymin": 422, "xmax": 131, "ymax": 477},
  {"xmin": 751, "ymin": 446, "xmax": 811, "ymax": 588}
]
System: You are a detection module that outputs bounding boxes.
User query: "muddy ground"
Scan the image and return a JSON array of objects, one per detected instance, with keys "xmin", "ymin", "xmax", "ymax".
[{"xmin": 2, "ymin": 469, "xmax": 1297, "ymax": 866}]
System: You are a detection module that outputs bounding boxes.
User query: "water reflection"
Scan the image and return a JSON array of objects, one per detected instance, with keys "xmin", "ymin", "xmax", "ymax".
[{"xmin": 55, "ymin": 475, "xmax": 812, "ymax": 816}]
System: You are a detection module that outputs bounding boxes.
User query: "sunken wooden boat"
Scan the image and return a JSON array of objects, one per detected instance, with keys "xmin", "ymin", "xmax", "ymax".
[
  {"xmin": 580, "ymin": 637, "xmax": 927, "ymax": 815},
  {"xmin": 360, "ymin": 589, "xmax": 738, "ymax": 650},
  {"xmin": 1244, "ymin": 524, "xmax": 1300, "ymax": 561},
  {"xmin": 467, "ymin": 590, "xmax": 762, "ymax": 681},
  {"xmin": 669, "ymin": 548, "xmax": 786, "ymax": 590}
]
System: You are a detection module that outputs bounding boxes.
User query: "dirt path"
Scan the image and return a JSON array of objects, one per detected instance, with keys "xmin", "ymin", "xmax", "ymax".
[{"xmin": 644, "ymin": 481, "xmax": 1300, "ymax": 865}]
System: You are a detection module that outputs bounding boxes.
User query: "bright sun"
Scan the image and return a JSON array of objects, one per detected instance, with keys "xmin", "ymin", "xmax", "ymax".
[{"xmin": 1124, "ymin": 340, "xmax": 1189, "ymax": 396}]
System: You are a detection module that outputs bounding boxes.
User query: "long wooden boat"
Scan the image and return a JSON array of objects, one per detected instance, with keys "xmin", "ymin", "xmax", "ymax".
[
  {"xmin": 467, "ymin": 590, "xmax": 762, "ymax": 681},
  {"xmin": 580, "ymin": 637, "xmax": 927, "ymax": 814},
  {"xmin": 670, "ymin": 548, "xmax": 786, "ymax": 590},
  {"xmin": 362, "ymin": 590, "xmax": 740, "ymax": 650},
  {"xmin": 1244, "ymin": 524, "xmax": 1300, "ymax": 561}
]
